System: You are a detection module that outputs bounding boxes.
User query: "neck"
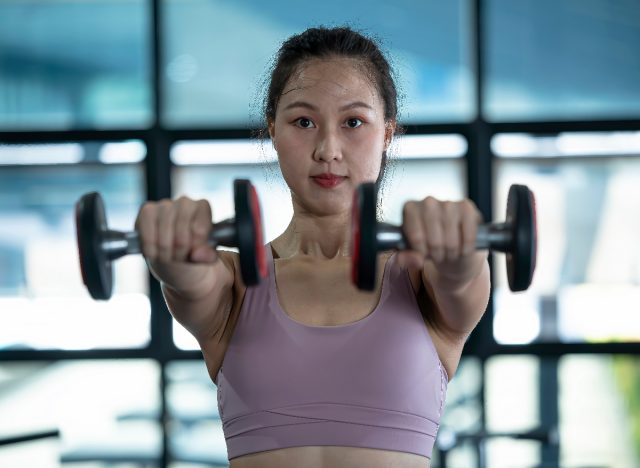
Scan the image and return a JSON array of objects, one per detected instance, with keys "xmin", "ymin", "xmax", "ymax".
[{"xmin": 272, "ymin": 210, "xmax": 352, "ymax": 260}]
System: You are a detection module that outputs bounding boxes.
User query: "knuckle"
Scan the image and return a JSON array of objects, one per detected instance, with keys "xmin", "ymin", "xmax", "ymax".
[
  {"xmin": 192, "ymin": 220, "xmax": 210, "ymax": 238},
  {"xmin": 409, "ymin": 231, "xmax": 425, "ymax": 245},
  {"xmin": 403, "ymin": 200, "xmax": 418, "ymax": 216},
  {"xmin": 158, "ymin": 198, "xmax": 173, "ymax": 209},
  {"xmin": 136, "ymin": 203, "xmax": 155, "ymax": 225},
  {"xmin": 423, "ymin": 198, "xmax": 443, "ymax": 218},
  {"xmin": 426, "ymin": 236, "xmax": 443, "ymax": 250},
  {"xmin": 156, "ymin": 234, "xmax": 172, "ymax": 251},
  {"xmin": 404, "ymin": 230, "xmax": 425, "ymax": 251},
  {"xmin": 173, "ymin": 231, "xmax": 189, "ymax": 249}
]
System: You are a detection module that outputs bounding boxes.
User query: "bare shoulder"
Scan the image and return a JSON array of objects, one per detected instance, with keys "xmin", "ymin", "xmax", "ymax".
[{"xmin": 405, "ymin": 265, "xmax": 464, "ymax": 381}]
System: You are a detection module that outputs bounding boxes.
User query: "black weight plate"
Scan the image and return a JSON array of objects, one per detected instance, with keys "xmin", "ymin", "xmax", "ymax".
[
  {"xmin": 351, "ymin": 183, "xmax": 378, "ymax": 290},
  {"xmin": 75, "ymin": 192, "xmax": 113, "ymax": 300},
  {"xmin": 505, "ymin": 185, "xmax": 537, "ymax": 292},
  {"xmin": 234, "ymin": 179, "xmax": 266, "ymax": 286}
]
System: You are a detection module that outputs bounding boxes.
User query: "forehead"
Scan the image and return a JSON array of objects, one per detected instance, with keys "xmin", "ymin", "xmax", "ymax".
[{"xmin": 280, "ymin": 57, "xmax": 381, "ymax": 108}]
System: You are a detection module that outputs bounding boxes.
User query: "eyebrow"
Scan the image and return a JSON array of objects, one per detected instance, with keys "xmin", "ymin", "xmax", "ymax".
[{"xmin": 282, "ymin": 100, "xmax": 375, "ymax": 112}]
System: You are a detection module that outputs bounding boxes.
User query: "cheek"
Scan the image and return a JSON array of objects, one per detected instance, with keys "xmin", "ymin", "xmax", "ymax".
[{"xmin": 350, "ymin": 130, "xmax": 385, "ymax": 175}]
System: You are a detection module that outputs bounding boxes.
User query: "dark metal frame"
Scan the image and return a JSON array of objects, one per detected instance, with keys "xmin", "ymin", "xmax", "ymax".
[{"xmin": 1, "ymin": 0, "xmax": 639, "ymax": 466}]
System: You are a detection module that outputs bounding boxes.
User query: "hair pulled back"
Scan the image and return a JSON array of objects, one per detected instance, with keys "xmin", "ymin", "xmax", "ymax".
[{"xmin": 265, "ymin": 26, "xmax": 398, "ymax": 124}]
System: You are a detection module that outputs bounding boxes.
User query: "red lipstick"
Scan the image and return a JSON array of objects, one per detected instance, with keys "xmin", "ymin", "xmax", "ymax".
[{"xmin": 311, "ymin": 173, "xmax": 346, "ymax": 188}]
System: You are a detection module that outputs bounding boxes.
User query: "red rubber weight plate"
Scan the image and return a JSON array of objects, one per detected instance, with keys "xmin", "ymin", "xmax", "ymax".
[
  {"xmin": 250, "ymin": 184, "xmax": 267, "ymax": 280},
  {"xmin": 75, "ymin": 192, "xmax": 113, "ymax": 300},
  {"xmin": 351, "ymin": 183, "xmax": 378, "ymax": 290},
  {"xmin": 506, "ymin": 185, "xmax": 537, "ymax": 292},
  {"xmin": 234, "ymin": 179, "xmax": 267, "ymax": 286}
]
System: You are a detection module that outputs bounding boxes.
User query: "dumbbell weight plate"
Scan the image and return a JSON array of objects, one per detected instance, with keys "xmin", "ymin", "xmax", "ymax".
[
  {"xmin": 75, "ymin": 192, "xmax": 112, "ymax": 300},
  {"xmin": 76, "ymin": 180, "xmax": 267, "ymax": 300},
  {"xmin": 506, "ymin": 184, "xmax": 537, "ymax": 292},
  {"xmin": 234, "ymin": 179, "xmax": 267, "ymax": 286},
  {"xmin": 351, "ymin": 183, "xmax": 377, "ymax": 291}
]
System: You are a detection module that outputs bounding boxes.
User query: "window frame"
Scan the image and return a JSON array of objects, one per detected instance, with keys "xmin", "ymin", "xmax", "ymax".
[{"xmin": 1, "ymin": 1, "xmax": 639, "ymax": 466}]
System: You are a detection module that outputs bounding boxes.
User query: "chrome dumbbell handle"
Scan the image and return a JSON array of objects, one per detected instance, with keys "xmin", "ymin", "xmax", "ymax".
[{"xmin": 100, "ymin": 220, "xmax": 236, "ymax": 261}]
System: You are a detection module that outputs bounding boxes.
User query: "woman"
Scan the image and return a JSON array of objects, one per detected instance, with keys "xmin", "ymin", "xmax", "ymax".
[{"xmin": 135, "ymin": 27, "xmax": 490, "ymax": 468}]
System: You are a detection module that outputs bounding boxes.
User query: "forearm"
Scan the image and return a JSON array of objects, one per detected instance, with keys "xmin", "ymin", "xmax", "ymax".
[{"xmin": 422, "ymin": 251, "xmax": 491, "ymax": 337}]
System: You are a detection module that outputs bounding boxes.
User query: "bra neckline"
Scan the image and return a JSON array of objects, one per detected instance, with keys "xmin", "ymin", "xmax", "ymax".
[{"xmin": 266, "ymin": 243, "xmax": 394, "ymax": 330}]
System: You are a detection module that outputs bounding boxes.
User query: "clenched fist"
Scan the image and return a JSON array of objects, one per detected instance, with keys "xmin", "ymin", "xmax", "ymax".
[
  {"xmin": 134, "ymin": 196, "xmax": 220, "ymax": 296},
  {"xmin": 397, "ymin": 196, "xmax": 488, "ymax": 284}
]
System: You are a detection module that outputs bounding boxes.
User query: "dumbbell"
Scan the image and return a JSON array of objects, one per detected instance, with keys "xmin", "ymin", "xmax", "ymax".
[
  {"xmin": 75, "ymin": 179, "xmax": 267, "ymax": 300},
  {"xmin": 351, "ymin": 183, "xmax": 537, "ymax": 292}
]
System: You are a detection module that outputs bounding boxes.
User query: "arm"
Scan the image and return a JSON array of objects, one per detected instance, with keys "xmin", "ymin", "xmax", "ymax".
[
  {"xmin": 421, "ymin": 250, "xmax": 491, "ymax": 343},
  {"xmin": 400, "ymin": 196, "xmax": 492, "ymax": 378},
  {"xmin": 135, "ymin": 196, "xmax": 238, "ymax": 348},
  {"xmin": 162, "ymin": 250, "xmax": 237, "ymax": 345}
]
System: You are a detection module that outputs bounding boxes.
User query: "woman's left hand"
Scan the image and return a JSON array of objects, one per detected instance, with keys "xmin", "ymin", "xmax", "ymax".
[{"xmin": 397, "ymin": 196, "xmax": 488, "ymax": 286}]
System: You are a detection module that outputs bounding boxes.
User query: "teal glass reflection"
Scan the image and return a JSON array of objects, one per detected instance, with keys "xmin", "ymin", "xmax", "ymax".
[
  {"xmin": 0, "ymin": 0, "xmax": 152, "ymax": 130},
  {"xmin": 162, "ymin": 0, "xmax": 474, "ymax": 127},
  {"xmin": 0, "ymin": 143, "xmax": 149, "ymax": 350},
  {"xmin": 485, "ymin": 0, "xmax": 640, "ymax": 121}
]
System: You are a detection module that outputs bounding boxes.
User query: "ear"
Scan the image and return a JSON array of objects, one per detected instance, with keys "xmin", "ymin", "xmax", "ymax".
[{"xmin": 384, "ymin": 119, "xmax": 396, "ymax": 151}]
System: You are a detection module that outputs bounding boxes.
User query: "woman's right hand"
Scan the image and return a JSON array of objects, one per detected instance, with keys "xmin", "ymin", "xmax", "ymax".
[{"xmin": 134, "ymin": 196, "xmax": 221, "ymax": 299}]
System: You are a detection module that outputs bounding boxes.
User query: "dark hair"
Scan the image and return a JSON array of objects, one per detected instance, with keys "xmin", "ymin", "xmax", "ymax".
[{"xmin": 263, "ymin": 26, "xmax": 400, "ymax": 188}]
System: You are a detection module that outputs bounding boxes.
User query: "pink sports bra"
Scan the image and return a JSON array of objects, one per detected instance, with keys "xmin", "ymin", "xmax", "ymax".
[{"xmin": 215, "ymin": 244, "xmax": 448, "ymax": 460}]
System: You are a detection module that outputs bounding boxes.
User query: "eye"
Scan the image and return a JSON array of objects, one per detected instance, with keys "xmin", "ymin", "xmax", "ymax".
[
  {"xmin": 295, "ymin": 117, "xmax": 315, "ymax": 128},
  {"xmin": 345, "ymin": 118, "xmax": 363, "ymax": 128}
]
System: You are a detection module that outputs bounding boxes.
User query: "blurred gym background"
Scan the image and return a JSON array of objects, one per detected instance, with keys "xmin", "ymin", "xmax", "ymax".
[{"xmin": 1, "ymin": 0, "xmax": 639, "ymax": 466}]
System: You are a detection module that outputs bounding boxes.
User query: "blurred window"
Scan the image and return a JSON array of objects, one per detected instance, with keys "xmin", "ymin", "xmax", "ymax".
[
  {"xmin": 161, "ymin": 0, "xmax": 474, "ymax": 128},
  {"xmin": 0, "ymin": 0, "xmax": 151, "ymax": 130},
  {"xmin": 492, "ymin": 131, "xmax": 640, "ymax": 344},
  {"xmin": 166, "ymin": 361, "xmax": 226, "ymax": 464},
  {"xmin": 483, "ymin": 355, "xmax": 640, "ymax": 466},
  {"xmin": 0, "ymin": 360, "xmax": 160, "ymax": 467},
  {"xmin": 485, "ymin": 0, "xmax": 640, "ymax": 121},
  {"xmin": 0, "ymin": 142, "xmax": 149, "ymax": 350}
]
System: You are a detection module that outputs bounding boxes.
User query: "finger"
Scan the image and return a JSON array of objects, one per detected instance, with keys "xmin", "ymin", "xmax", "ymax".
[
  {"xmin": 156, "ymin": 199, "xmax": 177, "ymax": 264},
  {"xmin": 190, "ymin": 200, "xmax": 218, "ymax": 263},
  {"xmin": 135, "ymin": 203, "xmax": 158, "ymax": 262},
  {"xmin": 173, "ymin": 196, "xmax": 197, "ymax": 262},
  {"xmin": 402, "ymin": 201, "xmax": 427, "ymax": 257},
  {"xmin": 461, "ymin": 200, "xmax": 482, "ymax": 255},
  {"xmin": 441, "ymin": 201, "xmax": 462, "ymax": 262},
  {"xmin": 422, "ymin": 197, "xmax": 445, "ymax": 263}
]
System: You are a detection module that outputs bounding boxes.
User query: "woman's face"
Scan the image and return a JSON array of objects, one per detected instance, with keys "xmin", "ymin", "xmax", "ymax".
[{"xmin": 269, "ymin": 57, "xmax": 394, "ymax": 217}]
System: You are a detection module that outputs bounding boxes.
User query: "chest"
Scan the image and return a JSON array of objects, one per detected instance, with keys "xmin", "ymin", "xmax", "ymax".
[{"xmin": 273, "ymin": 254, "xmax": 423, "ymax": 327}]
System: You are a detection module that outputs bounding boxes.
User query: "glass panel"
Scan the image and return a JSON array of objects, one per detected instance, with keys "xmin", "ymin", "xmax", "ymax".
[
  {"xmin": 559, "ymin": 355, "xmax": 640, "ymax": 466},
  {"xmin": 166, "ymin": 361, "xmax": 227, "ymax": 465},
  {"xmin": 170, "ymin": 136, "xmax": 465, "ymax": 348},
  {"xmin": 162, "ymin": 0, "xmax": 473, "ymax": 128},
  {"xmin": 0, "ymin": 143, "xmax": 149, "ymax": 350},
  {"xmin": 485, "ymin": 356, "xmax": 541, "ymax": 466},
  {"xmin": 485, "ymin": 0, "xmax": 640, "ymax": 121},
  {"xmin": 435, "ymin": 357, "xmax": 482, "ymax": 466},
  {"xmin": 493, "ymin": 132, "xmax": 640, "ymax": 344},
  {"xmin": 0, "ymin": 360, "xmax": 160, "ymax": 467},
  {"xmin": 0, "ymin": 0, "xmax": 151, "ymax": 130}
]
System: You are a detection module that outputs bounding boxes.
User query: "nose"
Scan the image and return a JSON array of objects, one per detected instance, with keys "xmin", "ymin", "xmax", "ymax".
[{"xmin": 313, "ymin": 127, "xmax": 342, "ymax": 163}]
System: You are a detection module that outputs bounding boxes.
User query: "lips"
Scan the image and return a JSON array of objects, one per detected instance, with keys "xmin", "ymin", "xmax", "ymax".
[{"xmin": 311, "ymin": 173, "xmax": 346, "ymax": 188}]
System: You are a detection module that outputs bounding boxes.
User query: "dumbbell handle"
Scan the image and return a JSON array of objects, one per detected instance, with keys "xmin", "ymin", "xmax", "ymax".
[
  {"xmin": 101, "ymin": 219, "xmax": 236, "ymax": 261},
  {"xmin": 376, "ymin": 222, "xmax": 512, "ymax": 252}
]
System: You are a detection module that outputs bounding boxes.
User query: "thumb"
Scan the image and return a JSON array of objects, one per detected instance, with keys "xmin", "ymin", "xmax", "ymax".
[
  {"xmin": 190, "ymin": 245, "xmax": 218, "ymax": 263},
  {"xmin": 396, "ymin": 250, "xmax": 424, "ymax": 270}
]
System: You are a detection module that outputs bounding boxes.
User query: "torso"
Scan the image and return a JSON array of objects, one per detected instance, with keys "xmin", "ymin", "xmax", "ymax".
[{"xmin": 206, "ymin": 246, "xmax": 456, "ymax": 468}]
